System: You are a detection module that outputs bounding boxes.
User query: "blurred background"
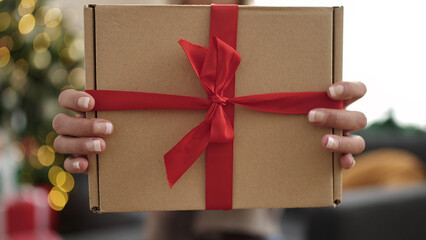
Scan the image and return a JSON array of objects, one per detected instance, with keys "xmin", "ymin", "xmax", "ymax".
[{"xmin": 1, "ymin": 0, "xmax": 425, "ymax": 240}]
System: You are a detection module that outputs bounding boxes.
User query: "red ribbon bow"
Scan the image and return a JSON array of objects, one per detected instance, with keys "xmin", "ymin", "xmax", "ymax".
[
  {"xmin": 86, "ymin": 5, "xmax": 343, "ymax": 210},
  {"xmin": 164, "ymin": 37, "xmax": 240, "ymax": 189}
]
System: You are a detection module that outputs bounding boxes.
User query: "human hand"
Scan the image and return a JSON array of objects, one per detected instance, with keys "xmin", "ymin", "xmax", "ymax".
[
  {"xmin": 308, "ymin": 82, "xmax": 367, "ymax": 169},
  {"xmin": 52, "ymin": 89, "xmax": 114, "ymax": 174}
]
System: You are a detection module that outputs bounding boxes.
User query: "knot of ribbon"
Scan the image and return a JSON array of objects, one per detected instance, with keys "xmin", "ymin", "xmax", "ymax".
[{"xmin": 209, "ymin": 95, "xmax": 229, "ymax": 105}]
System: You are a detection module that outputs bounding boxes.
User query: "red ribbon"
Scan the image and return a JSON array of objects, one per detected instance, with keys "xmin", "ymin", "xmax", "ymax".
[{"xmin": 86, "ymin": 5, "xmax": 343, "ymax": 210}]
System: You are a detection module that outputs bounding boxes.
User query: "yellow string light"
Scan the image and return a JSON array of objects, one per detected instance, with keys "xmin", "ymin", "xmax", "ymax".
[{"xmin": 18, "ymin": 14, "xmax": 35, "ymax": 34}]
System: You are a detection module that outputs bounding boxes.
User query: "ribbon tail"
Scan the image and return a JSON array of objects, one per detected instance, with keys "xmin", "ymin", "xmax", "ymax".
[
  {"xmin": 231, "ymin": 91, "xmax": 343, "ymax": 114},
  {"xmin": 164, "ymin": 119, "xmax": 211, "ymax": 188},
  {"xmin": 210, "ymin": 105, "xmax": 234, "ymax": 143}
]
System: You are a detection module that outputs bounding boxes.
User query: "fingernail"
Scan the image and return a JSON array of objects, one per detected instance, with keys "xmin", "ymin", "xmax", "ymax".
[
  {"xmin": 94, "ymin": 122, "xmax": 113, "ymax": 135},
  {"xmin": 329, "ymin": 85, "xmax": 344, "ymax": 98},
  {"xmin": 73, "ymin": 161, "xmax": 81, "ymax": 170},
  {"xmin": 78, "ymin": 97, "xmax": 90, "ymax": 109},
  {"xmin": 86, "ymin": 140, "xmax": 101, "ymax": 152},
  {"xmin": 308, "ymin": 110, "xmax": 326, "ymax": 123},
  {"xmin": 326, "ymin": 136, "xmax": 339, "ymax": 150},
  {"xmin": 351, "ymin": 160, "xmax": 356, "ymax": 168}
]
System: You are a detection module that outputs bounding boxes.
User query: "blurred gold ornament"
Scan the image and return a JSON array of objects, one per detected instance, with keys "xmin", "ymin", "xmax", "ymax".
[
  {"xmin": 0, "ymin": 12, "xmax": 11, "ymax": 32},
  {"xmin": 18, "ymin": 14, "xmax": 35, "ymax": 34},
  {"xmin": 44, "ymin": 8, "xmax": 62, "ymax": 28}
]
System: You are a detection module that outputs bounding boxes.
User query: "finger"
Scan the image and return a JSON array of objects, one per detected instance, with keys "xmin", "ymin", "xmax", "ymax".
[
  {"xmin": 321, "ymin": 134, "xmax": 365, "ymax": 154},
  {"xmin": 308, "ymin": 109, "xmax": 367, "ymax": 131},
  {"xmin": 58, "ymin": 89, "xmax": 95, "ymax": 112},
  {"xmin": 327, "ymin": 81, "xmax": 367, "ymax": 107},
  {"xmin": 53, "ymin": 113, "xmax": 113, "ymax": 137},
  {"xmin": 76, "ymin": 112, "xmax": 86, "ymax": 118},
  {"xmin": 64, "ymin": 156, "xmax": 89, "ymax": 174},
  {"xmin": 340, "ymin": 153, "xmax": 356, "ymax": 169},
  {"xmin": 54, "ymin": 135, "xmax": 106, "ymax": 155}
]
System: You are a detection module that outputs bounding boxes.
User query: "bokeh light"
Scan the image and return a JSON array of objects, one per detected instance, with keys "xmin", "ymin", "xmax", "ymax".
[
  {"xmin": 44, "ymin": 25, "xmax": 61, "ymax": 41},
  {"xmin": 0, "ymin": 12, "xmax": 11, "ymax": 32},
  {"xmin": 44, "ymin": 8, "xmax": 62, "ymax": 28},
  {"xmin": 35, "ymin": 6, "xmax": 49, "ymax": 25},
  {"xmin": 11, "ymin": 141, "xmax": 25, "ymax": 162},
  {"xmin": 48, "ymin": 186, "xmax": 68, "ymax": 211},
  {"xmin": 56, "ymin": 171, "xmax": 74, "ymax": 192},
  {"xmin": 0, "ymin": 36, "xmax": 14, "ymax": 50},
  {"xmin": 32, "ymin": 50, "xmax": 51, "ymax": 69},
  {"xmin": 68, "ymin": 67, "xmax": 85, "ymax": 89},
  {"xmin": 37, "ymin": 145, "xmax": 55, "ymax": 167},
  {"xmin": 33, "ymin": 32, "xmax": 51, "ymax": 53},
  {"xmin": 11, "ymin": 59, "xmax": 29, "ymax": 93},
  {"xmin": 48, "ymin": 66, "xmax": 68, "ymax": 89},
  {"xmin": 1, "ymin": 0, "xmax": 84, "ymax": 213},
  {"xmin": 0, "ymin": 46, "xmax": 11, "ymax": 67},
  {"xmin": 21, "ymin": 0, "xmax": 35, "ymax": 8},
  {"xmin": 18, "ymin": 14, "xmax": 35, "ymax": 35},
  {"xmin": 18, "ymin": 0, "xmax": 36, "ymax": 16},
  {"xmin": 45, "ymin": 131, "xmax": 58, "ymax": 147},
  {"xmin": 1, "ymin": 88, "xmax": 19, "ymax": 110},
  {"xmin": 48, "ymin": 165, "xmax": 63, "ymax": 185}
]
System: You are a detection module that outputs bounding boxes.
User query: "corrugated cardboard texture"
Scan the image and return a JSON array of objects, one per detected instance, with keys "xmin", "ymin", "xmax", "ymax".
[{"xmin": 84, "ymin": 5, "xmax": 343, "ymax": 212}]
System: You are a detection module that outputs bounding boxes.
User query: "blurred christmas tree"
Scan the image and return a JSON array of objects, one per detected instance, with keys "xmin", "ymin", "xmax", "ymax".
[{"xmin": 0, "ymin": 0, "xmax": 84, "ymax": 211}]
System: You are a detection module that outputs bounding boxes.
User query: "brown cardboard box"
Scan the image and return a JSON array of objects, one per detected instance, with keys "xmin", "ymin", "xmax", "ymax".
[{"xmin": 84, "ymin": 4, "xmax": 343, "ymax": 212}]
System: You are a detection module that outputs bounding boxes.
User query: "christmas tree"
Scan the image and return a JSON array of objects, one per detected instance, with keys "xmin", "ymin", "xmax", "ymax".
[{"xmin": 0, "ymin": 0, "xmax": 84, "ymax": 211}]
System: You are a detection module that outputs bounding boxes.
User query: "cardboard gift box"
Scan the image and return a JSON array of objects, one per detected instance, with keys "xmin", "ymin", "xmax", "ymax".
[{"xmin": 84, "ymin": 4, "xmax": 343, "ymax": 213}]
